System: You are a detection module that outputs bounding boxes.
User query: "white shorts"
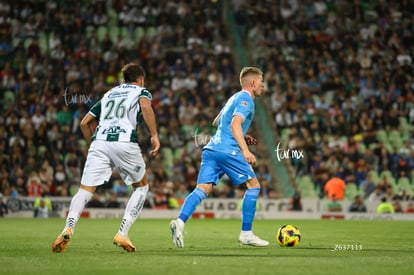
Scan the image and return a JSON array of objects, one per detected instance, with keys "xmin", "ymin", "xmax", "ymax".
[{"xmin": 81, "ymin": 140, "xmax": 146, "ymax": 186}]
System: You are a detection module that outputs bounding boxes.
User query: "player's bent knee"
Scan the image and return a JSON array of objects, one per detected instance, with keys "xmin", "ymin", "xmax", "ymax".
[
  {"xmin": 196, "ymin": 183, "xmax": 213, "ymax": 195},
  {"xmin": 80, "ymin": 185, "xmax": 96, "ymax": 193},
  {"xmin": 245, "ymin": 178, "xmax": 260, "ymax": 189},
  {"xmin": 132, "ymin": 173, "xmax": 148, "ymax": 188}
]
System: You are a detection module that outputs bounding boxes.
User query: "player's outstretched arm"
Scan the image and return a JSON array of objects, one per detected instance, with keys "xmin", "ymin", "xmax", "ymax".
[{"xmin": 139, "ymin": 97, "xmax": 160, "ymax": 156}]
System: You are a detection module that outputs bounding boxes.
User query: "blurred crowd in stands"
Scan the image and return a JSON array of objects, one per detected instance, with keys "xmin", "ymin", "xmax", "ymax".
[
  {"xmin": 0, "ymin": 0, "xmax": 413, "ymax": 212},
  {"xmin": 239, "ymin": 0, "xmax": 414, "ymax": 209},
  {"xmin": 0, "ymin": 0, "xmax": 246, "ymax": 209}
]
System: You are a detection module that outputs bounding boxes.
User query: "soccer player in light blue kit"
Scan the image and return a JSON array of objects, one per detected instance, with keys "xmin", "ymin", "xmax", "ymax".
[{"xmin": 170, "ymin": 67, "xmax": 269, "ymax": 247}]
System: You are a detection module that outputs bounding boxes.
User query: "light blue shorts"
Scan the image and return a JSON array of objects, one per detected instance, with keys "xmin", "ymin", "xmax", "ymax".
[{"xmin": 197, "ymin": 149, "xmax": 256, "ymax": 185}]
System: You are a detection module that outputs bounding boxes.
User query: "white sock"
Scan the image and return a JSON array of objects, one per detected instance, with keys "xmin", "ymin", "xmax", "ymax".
[
  {"xmin": 65, "ymin": 188, "xmax": 93, "ymax": 232},
  {"xmin": 241, "ymin": 230, "xmax": 252, "ymax": 236},
  {"xmin": 177, "ymin": 218, "xmax": 184, "ymax": 228},
  {"xmin": 118, "ymin": 184, "xmax": 149, "ymax": 236}
]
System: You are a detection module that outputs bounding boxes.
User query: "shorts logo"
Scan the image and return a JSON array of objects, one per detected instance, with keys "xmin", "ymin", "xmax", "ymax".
[
  {"xmin": 241, "ymin": 101, "xmax": 248, "ymax": 106},
  {"xmin": 238, "ymin": 174, "xmax": 245, "ymax": 178}
]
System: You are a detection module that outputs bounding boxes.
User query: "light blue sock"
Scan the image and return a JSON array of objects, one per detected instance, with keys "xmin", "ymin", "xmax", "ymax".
[
  {"xmin": 241, "ymin": 188, "xmax": 260, "ymax": 231},
  {"xmin": 178, "ymin": 187, "xmax": 207, "ymax": 222}
]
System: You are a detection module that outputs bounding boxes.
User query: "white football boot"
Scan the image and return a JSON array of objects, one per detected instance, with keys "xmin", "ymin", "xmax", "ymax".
[{"xmin": 170, "ymin": 219, "xmax": 184, "ymax": 248}]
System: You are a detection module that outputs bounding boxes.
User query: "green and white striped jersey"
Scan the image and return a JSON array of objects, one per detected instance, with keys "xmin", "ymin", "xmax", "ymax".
[{"xmin": 89, "ymin": 84, "xmax": 152, "ymax": 143}]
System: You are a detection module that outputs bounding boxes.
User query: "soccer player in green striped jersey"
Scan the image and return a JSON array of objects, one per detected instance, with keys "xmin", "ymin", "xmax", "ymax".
[{"xmin": 52, "ymin": 63, "xmax": 160, "ymax": 253}]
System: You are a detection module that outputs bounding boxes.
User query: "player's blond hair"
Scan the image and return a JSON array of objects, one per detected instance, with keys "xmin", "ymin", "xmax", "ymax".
[{"xmin": 239, "ymin": 67, "xmax": 263, "ymax": 87}]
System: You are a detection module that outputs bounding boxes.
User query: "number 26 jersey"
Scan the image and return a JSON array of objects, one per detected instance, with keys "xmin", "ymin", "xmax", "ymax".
[{"xmin": 89, "ymin": 84, "xmax": 152, "ymax": 143}]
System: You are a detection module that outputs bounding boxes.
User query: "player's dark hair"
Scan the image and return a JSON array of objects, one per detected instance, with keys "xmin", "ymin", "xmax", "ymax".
[{"xmin": 122, "ymin": 63, "xmax": 146, "ymax": 83}]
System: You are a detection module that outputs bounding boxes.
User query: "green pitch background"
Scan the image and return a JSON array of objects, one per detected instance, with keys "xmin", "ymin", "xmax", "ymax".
[{"xmin": 0, "ymin": 218, "xmax": 413, "ymax": 275}]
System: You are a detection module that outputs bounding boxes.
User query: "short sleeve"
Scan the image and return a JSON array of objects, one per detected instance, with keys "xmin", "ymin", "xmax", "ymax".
[
  {"xmin": 139, "ymin": 89, "xmax": 152, "ymax": 101},
  {"xmin": 233, "ymin": 96, "xmax": 252, "ymax": 121},
  {"xmin": 89, "ymin": 100, "xmax": 101, "ymax": 119}
]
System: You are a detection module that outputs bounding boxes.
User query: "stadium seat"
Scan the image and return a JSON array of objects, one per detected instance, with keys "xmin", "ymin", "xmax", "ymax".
[
  {"xmin": 280, "ymin": 128, "xmax": 292, "ymax": 144},
  {"xmin": 399, "ymin": 117, "xmax": 410, "ymax": 143},
  {"xmin": 345, "ymin": 183, "xmax": 359, "ymax": 200},
  {"xmin": 388, "ymin": 177, "xmax": 397, "ymax": 191},
  {"xmin": 303, "ymin": 187, "xmax": 317, "ymax": 199},
  {"xmin": 368, "ymin": 143, "xmax": 379, "ymax": 150},
  {"xmin": 376, "ymin": 130, "xmax": 388, "ymax": 143},
  {"xmin": 388, "ymin": 130, "xmax": 401, "ymax": 145},
  {"xmin": 161, "ymin": 147, "xmax": 174, "ymax": 172},
  {"xmin": 134, "ymin": 26, "xmax": 145, "ymax": 41},
  {"xmin": 108, "ymin": 26, "xmax": 119, "ymax": 42},
  {"xmin": 3, "ymin": 90, "xmax": 15, "ymax": 105},
  {"xmin": 383, "ymin": 142, "xmax": 393, "ymax": 153},
  {"xmin": 119, "ymin": 26, "xmax": 129, "ymax": 37},
  {"xmin": 298, "ymin": 175, "xmax": 312, "ymax": 185},
  {"xmin": 380, "ymin": 170, "xmax": 393, "ymax": 180},
  {"xmin": 85, "ymin": 25, "xmax": 95, "ymax": 38},
  {"xmin": 399, "ymin": 117, "xmax": 410, "ymax": 131},
  {"xmin": 97, "ymin": 26, "xmax": 108, "ymax": 41},
  {"xmin": 357, "ymin": 142, "xmax": 366, "ymax": 153},
  {"xmin": 69, "ymin": 184, "xmax": 79, "ymax": 196},
  {"xmin": 297, "ymin": 176, "xmax": 317, "ymax": 199},
  {"xmin": 38, "ymin": 31, "xmax": 48, "ymax": 53},
  {"xmin": 107, "ymin": 8, "xmax": 118, "ymax": 26},
  {"xmin": 401, "ymin": 131, "xmax": 409, "ymax": 143},
  {"xmin": 390, "ymin": 136, "xmax": 402, "ymax": 148},
  {"xmin": 397, "ymin": 177, "xmax": 411, "ymax": 194},
  {"xmin": 367, "ymin": 170, "xmax": 379, "ymax": 183},
  {"xmin": 312, "ymin": 95, "xmax": 320, "ymax": 105},
  {"xmin": 325, "ymin": 91, "xmax": 334, "ymax": 105},
  {"xmin": 146, "ymin": 26, "xmax": 158, "ymax": 38},
  {"xmin": 379, "ymin": 170, "xmax": 397, "ymax": 191}
]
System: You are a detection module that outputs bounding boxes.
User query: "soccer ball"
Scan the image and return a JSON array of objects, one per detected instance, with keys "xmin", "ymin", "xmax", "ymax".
[{"xmin": 276, "ymin": 224, "xmax": 301, "ymax": 247}]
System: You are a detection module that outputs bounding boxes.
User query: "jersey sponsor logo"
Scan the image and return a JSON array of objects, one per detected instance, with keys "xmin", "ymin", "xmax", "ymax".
[
  {"xmin": 102, "ymin": 126, "xmax": 127, "ymax": 134},
  {"xmin": 108, "ymin": 91, "xmax": 129, "ymax": 98}
]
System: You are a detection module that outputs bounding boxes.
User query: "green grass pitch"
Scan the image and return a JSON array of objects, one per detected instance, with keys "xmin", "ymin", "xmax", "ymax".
[{"xmin": 1, "ymin": 218, "xmax": 413, "ymax": 275}]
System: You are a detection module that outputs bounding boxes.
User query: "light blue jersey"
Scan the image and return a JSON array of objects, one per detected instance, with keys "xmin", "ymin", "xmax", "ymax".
[
  {"xmin": 205, "ymin": 90, "xmax": 254, "ymax": 154},
  {"xmin": 176, "ymin": 68, "xmax": 265, "ymax": 236}
]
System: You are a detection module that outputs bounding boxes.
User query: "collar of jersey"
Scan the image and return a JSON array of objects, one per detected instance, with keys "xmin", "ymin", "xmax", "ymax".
[{"xmin": 241, "ymin": 90, "xmax": 252, "ymax": 98}]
